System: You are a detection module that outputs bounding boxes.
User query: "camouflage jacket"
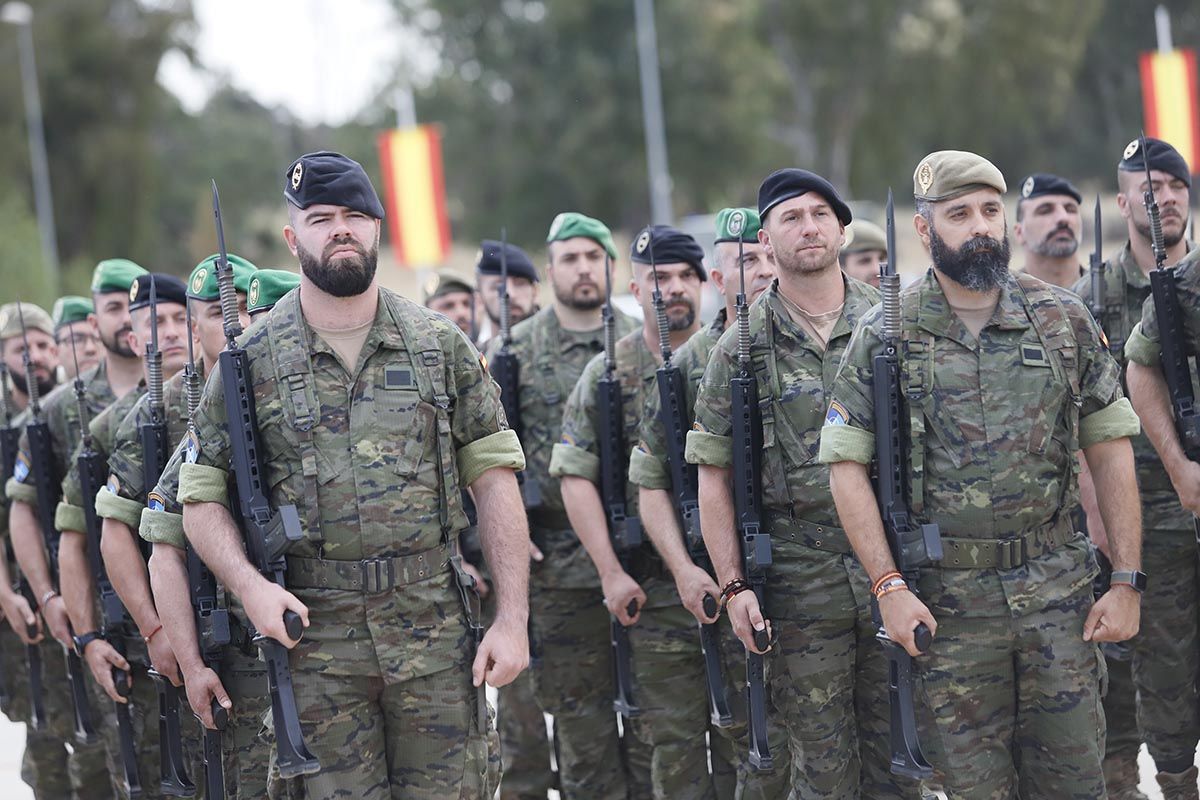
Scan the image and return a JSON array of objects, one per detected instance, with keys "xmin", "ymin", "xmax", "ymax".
[
  {"xmin": 687, "ymin": 277, "xmax": 880, "ymax": 555},
  {"xmin": 0, "ymin": 408, "xmax": 30, "ymax": 542},
  {"xmin": 630, "ymin": 309, "xmax": 727, "ymax": 491},
  {"xmin": 1073, "ymin": 241, "xmax": 1197, "ymax": 532},
  {"xmin": 166, "ymin": 287, "xmax": 523, "ymax": 682},
  {"xmin": 820, "ymin": 268, "xmax": 1140, "ymax": 616}
]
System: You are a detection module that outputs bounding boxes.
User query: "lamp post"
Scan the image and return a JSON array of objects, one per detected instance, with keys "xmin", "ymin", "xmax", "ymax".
[
  {"xmin": 2, "ymin": 1, "xmax": 60, "ymax": 294},
  {"xmin": 633, "ymin": 0, "xmax": 674, "ymax": 226}
]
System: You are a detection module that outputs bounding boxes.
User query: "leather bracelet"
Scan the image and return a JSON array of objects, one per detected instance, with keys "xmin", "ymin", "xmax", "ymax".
[
  {"xmin": 871, "ymin": 571, "xmax": 903, "ymax": 597},
  {"xmin": 39, "ymin": 590, "xmax": 58, "ymax": 609},
  {"xmin": 142, "ymin": 623, "xmax": 163, "ymax": 646},
  {"xmin": 875, "ymin": 581, "xmax": 911, "ymax": 600},
  {"xmin": 720, "ymin": 579, "xmax": 752, "ymax": 608}
]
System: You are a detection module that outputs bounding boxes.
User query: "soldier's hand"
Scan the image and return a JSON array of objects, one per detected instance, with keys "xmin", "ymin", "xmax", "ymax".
[
  {"xmin": 529, "ymin": 541, "xmax": 544, "ymax": 563},
  {"xmin": 243, "ymin": 579, "xmax": 309, "ymax": 649},
  {"xmin": 42, "ymin": 594, "xmax": 73, "ymax": 647},
  {"xmin": 601, "ymin": 569, "xmax": 646, "ymax": 626},
  {"xmin": 473, "ymin": 617, "xmax": 529, "ymax": 689},
  {"xmin": 147, "ymin": 629, "xmax": 183, "ymax": 687},
  {"xmin": 182, "ymin": 664, "xmax": 232, "ymax": 729},
  {"xmin": 462, "ymin": 561, "xmax": 490, "ymax": 600},
  {"xmin": 674, "ymin": 564, "xmax": 721, "ymax": 625},
  {"xmin": 1169, "ymin": 459, "xmax": 1200, "ymax": 517},
  {"xmin": 879, "ymin": 589, "xmax": 937, "ymax": 658},
  {"xmin": 83, "ymin": 639, "xmax": 131, "ymax": 703},
  {"xmin": 727, "ymin": 590, "xmax": 772, "ymax": 654},
  {"xmin": 1084, "ymin": 585, "xmax": 1141, "ymax": 643},
  {"xmin": 0, "ymin": 587, "xmax": 41, "ymax": 644}
]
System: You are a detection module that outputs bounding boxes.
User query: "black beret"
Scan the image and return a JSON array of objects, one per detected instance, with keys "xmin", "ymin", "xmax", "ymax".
[
  {"xmin": 476, "ymin": 240, "xmax": 539, "ymax": 283},
  {"xmin": 1018, "ymin": 173, "xmax": 1082, "ymax": 204},
  {"xmin": 128, "ymin": 273, "xmax": 188, "ymax": 312},
  {"xmin": 630, "ymin": 225, "xmax": 707, "ymax": 281},
  {"xmin": 758, "ymin": 168, "xmax": 853, "ymax": 226},
  {"xmin": 284, "ymin": 151, "xmax": 386, "ymax": 218},
  {"xmin": 1119, "ymin": 137, "xmax": 1192, "ymax": 188}
]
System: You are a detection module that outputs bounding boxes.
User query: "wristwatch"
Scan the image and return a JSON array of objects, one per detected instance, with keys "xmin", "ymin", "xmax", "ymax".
[
  {"xmin": 72, "ymin": 630, "xmax": 103, "ymax": 657},
  {"xmin": 1109, "ymin": 570, "xmax": 1148, "ymax": 594}
]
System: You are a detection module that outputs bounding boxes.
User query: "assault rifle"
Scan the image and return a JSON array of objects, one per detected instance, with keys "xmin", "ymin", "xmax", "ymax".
[
  {"xmin": 68, "ymin": 333, "xmax": 142, "ymax": 797},
  {"xmin": 648, "ymin": 238, "xmax": 731, "ymax": 728},
  {"xmin": 211, "ymin": 180, "xmax": 320, "ymax": 778},
  {"xmin": 139, "ymin": 279, "xmax": 197, "ymax": 798},
  {"xmin": 0, "ymin": 361, "xmax": 43, "ymax": 726},
  {"xmin": 17, "ymin": 302, "xmax": 97, "ymax": 745},
  {"xmin": 728, "ymin": 211, "xmax": 772, "ymax": 771},
  {"xmin": 598, "ymin": 252, "xmax": 642, "ymax": 720},
  {"xmin": 870, "ymin": 191, "xmax": 942, "ymax": 778}
]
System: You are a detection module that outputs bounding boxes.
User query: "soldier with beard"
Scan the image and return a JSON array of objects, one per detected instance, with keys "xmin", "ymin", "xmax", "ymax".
[
  {"xmin": 161, "ymin": 151, "xmax": 530, "ymax": 799},
  {"xmin": 1014, "ymin": 174, "xmax": 1087, "ymax": 290},
  {"xmin": 821, "ymin": 150, "xmax": 1143, "ymax": 799},
  {"xmin": 477, "ymin": 240, "xmax": 540, "ymax": 348}
]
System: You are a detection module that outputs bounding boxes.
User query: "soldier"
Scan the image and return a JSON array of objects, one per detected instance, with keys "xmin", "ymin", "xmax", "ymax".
[
  {"xmin": 839, "ymin": 219, "xmax": 887, "ymax": 289},
  {"xmin": 1117, "ymin": 138, "xmax": 1200, "ymax": 800},
  {"xmin": 820, "ymin": 150, "xmax": 1143, "ymax": 798},
  {"xmin": 424, "ymin": 269, "xmax": 476, "ymax": 338},
  {"xmin": 631, "ymin": 207, "xmax": 790, "ymax": 797},
  {"xmin": 477, "ymin": 239, "xmax": 539, "ymax": 347},
  {"xmin": 1014, "ymin": 173, "xmax": 1086, "ymax": 289},
  {"xmin": 247, "ymin": 268, "xmax": 301, "ymax": 318},
  {"xmin": 552, "ymin": 223, "xmax": 711, "ymax": 798},
  {"xmin": 484, "ymin": 211, "xmax": 637, "ymax": 799},
  {"xmin": 690, "ymin": 170, "xmax": 923, "ymax": 799},
  {"xmin": 52, "ymin": 296, "xmax": 101, "ymax": 380},
  {"xmin": 166, "ymin": 151, "xmax": 529, "ymax": 799}
]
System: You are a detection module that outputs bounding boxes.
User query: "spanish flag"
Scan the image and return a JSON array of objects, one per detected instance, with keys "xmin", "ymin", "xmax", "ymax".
[
  {"xmin": 377, "ymin": 125, "xmax": 451, "ymax": 267},
  {"xmin": 1140, "ymin": 48, "xmax": 1200, "ymax": 175}
]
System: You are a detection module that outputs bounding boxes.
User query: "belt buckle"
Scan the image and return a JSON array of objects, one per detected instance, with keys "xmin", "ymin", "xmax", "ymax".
[
  {"xmin": 998, "ymin": 538, "xmax": 1024, "ymax": 570},
  {"xmin": 361, "ymin": 558, "xmax": 395, "ymax": 594}
]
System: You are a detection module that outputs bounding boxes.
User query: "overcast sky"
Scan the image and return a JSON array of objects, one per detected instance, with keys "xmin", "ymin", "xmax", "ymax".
[{"xmin": 158, "ymin": 0, "xmax": 431, "ymax": 126}]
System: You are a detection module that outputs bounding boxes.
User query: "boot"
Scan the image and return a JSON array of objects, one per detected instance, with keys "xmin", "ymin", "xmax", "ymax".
[
  {"xmin": 1156, "ymin": 765, "xmax": 1200, "ymax": 800},
  {"xmin": 1103, "ymin": 753, "xmax": 1149, "ymax": 800}
]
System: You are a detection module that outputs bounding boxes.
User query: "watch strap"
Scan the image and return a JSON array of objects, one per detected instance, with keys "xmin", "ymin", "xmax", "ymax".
[
  {"xmin": 1109, "ymin": 570, "xmax": 1147, "ymax": 593},
  {"xmin": 72, "ymin": 630, "xmax": 103, "ymax": 657}
]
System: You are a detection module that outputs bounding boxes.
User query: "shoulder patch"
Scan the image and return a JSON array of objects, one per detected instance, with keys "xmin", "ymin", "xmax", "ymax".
[
  {"xmin": 105, "ymin": 475, "xmax": 119, "ymax": 494},
  {"xmin": 12, "ymin": 452, "xmax": 30, "ymax": 483},
  {"xmin": 183, "ymin": 429, "xmax": 201, "ymax": 464},
  {"xmin": 560, "ymin": 433, "xmax": 576, "ymax": 447},
  {"xmin": 147, "ymin": 491, "xmax": 166, "ymax": 512},
  {"xmin": 825, "ymin": 400, "xmax": 849, "ymax": 427}
]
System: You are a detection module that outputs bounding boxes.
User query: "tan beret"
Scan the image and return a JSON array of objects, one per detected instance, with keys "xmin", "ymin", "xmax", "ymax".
[
  {"xmin": 424, "ymin": 270, "xmax": 474, "ymax": 304},
  {"xmin": 913, "ymin": 150, "xmax": 1006, "ymax": 202},
  {"xmin": 0, "ymin": 302, "xmax": 54, "ymax": 341},
  {"xmin": 841, "ymin": 220, "xmax": 887, "ymax": 254}
]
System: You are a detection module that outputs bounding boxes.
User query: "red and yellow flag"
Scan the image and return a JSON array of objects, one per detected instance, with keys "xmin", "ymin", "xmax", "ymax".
[
  {"xmin": 1140, "ymin": 48, "xmax": 1200, "ymax": 174},
  {"xmin": 377, "ymin": 125, "xmax": 451, "ymax": 267}
]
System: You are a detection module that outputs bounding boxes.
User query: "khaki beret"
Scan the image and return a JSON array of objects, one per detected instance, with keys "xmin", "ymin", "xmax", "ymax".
[
  {"xmin": 424, "ymin": 270, "xmax": 474, "ymax": 304},
  {"xmin": 0, "ymin": 302, "xmax": 54, "ymax": 341},
  {"xmin": 841, "ymin": 220, "xmax": 887, "ymax": 254},
  {"xmin": 913, "ymin": 150, "xmax": 1006, "ymax": 202}
]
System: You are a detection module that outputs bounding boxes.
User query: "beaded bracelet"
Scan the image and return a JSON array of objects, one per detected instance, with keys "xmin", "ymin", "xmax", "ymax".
[
  {"xmin": 142, "ymin": 623, "xmax": 163, "ymax": 646},
  {"xmin": 720, "ymin": 578, "xmax": 752, "ymax": 608}
]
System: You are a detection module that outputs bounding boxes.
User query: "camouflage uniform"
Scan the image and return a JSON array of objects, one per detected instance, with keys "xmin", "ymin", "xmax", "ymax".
[
  {"xmin": 551, "ymin": 326, "xmax": 714, "ymax": 799},
  {"xmin": 164, "ymin": 288, "xmax": 523, "ymax": 799},
  {"xmin": 5, "ymin": 365, "xmax": 119, "ymax": 799},
  {"xmin": 1076, "ymin": 243, "xmax": 1200, "ymax": 780},
  {"xmin": 630, "ymin": 308, "xmax": 791, "ymax": 799},
  {"xmin": 819, "ymin": 269, "xmax": 1141, "ymax": 799},
  {"xmin": 486, "ymin": 303, "xmax": 638, "ymax": 799},
  {"xmin": 688, "ymin": 278, "xmax": 924, "ymax": 800}
]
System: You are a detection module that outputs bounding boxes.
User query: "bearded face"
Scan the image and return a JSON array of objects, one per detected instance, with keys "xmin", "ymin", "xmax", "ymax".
[
  {"xmin": 297, "ymin": 235, "xmax": 379, "ymax": 298},
  {"xmin": 930, "ymin": 223, "xmax": 1012, "ymax": 292}
]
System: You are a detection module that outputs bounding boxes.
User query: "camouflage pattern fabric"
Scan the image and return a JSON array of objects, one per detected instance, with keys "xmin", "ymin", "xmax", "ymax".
[
  {"xmin": 169, "ymin": 288, "xmax": 522, "ymax": 798},
  {"xmin": 820, "ymin": 268, "xmax": 1141, "ymax": 797},
  {"xmin": 688, "ymin": 277, "xmax": 925, "ymax": 799},
  {"xmin": 486, "ymin": 303, "xmax": 637, "ymax": 800}
]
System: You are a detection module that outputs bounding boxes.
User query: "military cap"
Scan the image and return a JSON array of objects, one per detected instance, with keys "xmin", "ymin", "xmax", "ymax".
[
  {"xmin": 1119, "ymin": 136, "xmax": 1192, "ymax": 188},
  {"xmin": 0, "ymin": 302, "xmax": 54, "ymax": 340},
  {"xmin": 284, "ymin": 151, "xmax": 386, "ymax": 219},
  {"xmin": 758, "ymin": 168, "xmax": 853, "ymax": 226},
  {"xmin": 1018, "ymin": 173, "xmax": 1081, "ymax": 204},
  {"xmin": 546, "ymin": 212, "xmax": 618, "ymax": 260},
  {"xmin": 248, "ymin": 269, "xmax": 301, "ymax": 316},
  {"xmin": 713, "ymin": 207, "xmax": 762, "ymax": 244},
  {"xmin": 51, "ymin": 296, "xmax": 94, "ymax": 330},
  {"xmin": 477, "ymin": 240, "xmax": 539, "ymax": 282},
  {"xmin": 424, "ymin": 270, "xmax": 475, "ymax": 304},
  {"xmin": 630, "ymin": 224, "xmax": 707, "ymax": 280},
  {"xmin": 841, "ymin": 220, "xmax": 888, "ymax": 254},
  {"xmin": 188, "ymin": 254, "xmax": 258, "ymax": 300},
  {"xmin": 913, "ymin": 150, "xmax": 1007, "ymax": 202},
  {"xmin": 90, "ymin": 258, "xmax": 148, "ymax": 295},
  {"xmin": 128, "ymin": 273, "xmax": 188, "ymax": 312}
]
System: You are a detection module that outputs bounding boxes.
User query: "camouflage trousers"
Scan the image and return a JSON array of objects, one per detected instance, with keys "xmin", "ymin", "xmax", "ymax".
[
  {"xmin": 220, "ymin": 654, "xmax": 287, "ymax": 799},
  {"xmin": 916, "ymin": 583, "xmax": 1106, "ymax": 799},
  {"xmin": 496, "ymin": 666, "xmax": 554, "ymax": 799},
  {"xmin": 292, "ymin": 662, "xmax": 499, "ymax": 800},
  {"xmin": 765, "ymin": 547, "xmax": 923, "ymax": 800},
  {"xmin": 1130, "ymin": 530, "xmax": 1200, "ymax": 771},
  {"xmin": 1101, "ymin": 645, "xmax": 1144, "ymax": 789}
]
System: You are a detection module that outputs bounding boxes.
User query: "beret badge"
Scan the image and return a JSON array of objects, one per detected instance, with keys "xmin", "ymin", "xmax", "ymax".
[
  {"xmin": 917, "ymin": 161, "xmax": 934, "ymax": 194},
  {"xmin": 291, "ymin": 161, "xmax": 303, "ymax": 190},
  {"xmin": 636, "ymin": 230, "xmax": 651, "ymax": 254},
  {"xmin": 1021, "ymin": 176, "xmax": 1035, "ymax": 198},
  {"xmin": 1123, "ymin": 139, "xmax": 1139, "ymax": 160},
  {"xmin": 129, "ymin": 279, "xmax": 139, "ymax": 303},
  {"xmin": 728, "ymin": 210, "xmax": 745, "ymax": 237}
]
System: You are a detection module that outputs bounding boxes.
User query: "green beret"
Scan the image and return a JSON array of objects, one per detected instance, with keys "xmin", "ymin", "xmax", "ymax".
[
  {"xmin": 248, "ymin": 269, "xmax": 301, "ymax": 315},
  {"xmin": 714, "ymin": 207, "xmax": 762, "ymax": 244},
  {"xmin": 546, "ymin": 212, "xmax": 618, "ymax": 260},
  {"xmin": 51, "ymin": 296, "xmax": 94, "ymax": 329},
  {"xmin": 913, "ymin": 150, "xmax": 1007, "ymax": 202},
  {"xmin": 90, "ymin": 258, "xmax": 148, "ymax": 295},
  {"xmin": 188, "ymin": 254, "xmax": 258, "ymax": 300},
  {"xmin": 841, "ymin": 220, "xmax": 887, "ymax": 254},
  {"xmin": 424, "ymin": 270, "xmax": 474, "ymax": 303},
  {"xmin": 0, "ymin": 302, "xmax": 54, "ymax": 341}
]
